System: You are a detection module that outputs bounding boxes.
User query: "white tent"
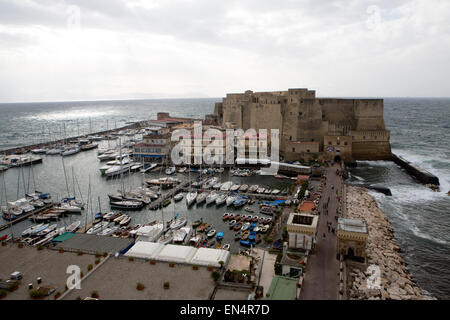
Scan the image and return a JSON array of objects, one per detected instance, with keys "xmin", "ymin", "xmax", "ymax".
[
  {"xmin": 133, "ymin": 224, "xmax": 164, "ymax": 242},
  {"xmin": 191, "ymin": 248, "xmax": 230, "ymax": 267},
  {"xmin": 124, "ymin": 241, "xmax": 165, "ymax": 259},
  {"xmin": 156, "ymin": 244, "xmax": 197, "ymax": 264}
]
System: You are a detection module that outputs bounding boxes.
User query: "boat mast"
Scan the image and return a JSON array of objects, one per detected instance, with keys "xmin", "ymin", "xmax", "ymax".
[{"xmin": 84, "ymin": 176, "xmax": 91, "ymax": 232}]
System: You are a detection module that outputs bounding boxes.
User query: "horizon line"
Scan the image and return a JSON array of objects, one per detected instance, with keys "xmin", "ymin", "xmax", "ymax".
[{"xmin": 1, "ymin": 95, "xmax": 450, "ymax": 104}]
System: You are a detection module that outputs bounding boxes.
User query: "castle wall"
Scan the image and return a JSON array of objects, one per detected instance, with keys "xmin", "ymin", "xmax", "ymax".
[{"xmin": 218, "ymin": 88, "xmax": 391, "ymax": 161}]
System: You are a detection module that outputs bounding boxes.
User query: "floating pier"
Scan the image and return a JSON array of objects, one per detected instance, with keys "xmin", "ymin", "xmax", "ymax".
[
  {"xmin": 0, "ymin": 203, "xmax": 55, "ymax": 232},
  {"xmin": 391, "ymin": 153, "xmax": 440, "ymax": 185}
]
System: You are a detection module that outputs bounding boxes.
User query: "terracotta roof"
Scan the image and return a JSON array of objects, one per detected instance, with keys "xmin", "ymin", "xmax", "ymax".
[{"xmin": 298, "ymin": 201, "xmax": 315, "ymax": 212}]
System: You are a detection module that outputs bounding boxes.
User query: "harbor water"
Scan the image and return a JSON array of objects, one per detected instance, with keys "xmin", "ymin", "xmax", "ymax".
[{"xmin": 0, "ymin": 97, "xmax": 449, "ymax": 299}]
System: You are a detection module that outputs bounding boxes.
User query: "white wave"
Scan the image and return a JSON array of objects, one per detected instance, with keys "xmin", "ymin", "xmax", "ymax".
[
  {"xmin": 392, "ymin": 149, "xmax": 450, "ymax": 196},
  {"xmin": 410, "ymin": 224, "xmax": 449, "ymax": 246}
]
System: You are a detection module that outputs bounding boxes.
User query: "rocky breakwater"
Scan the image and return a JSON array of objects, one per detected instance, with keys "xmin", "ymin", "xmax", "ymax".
[{"xmin": 345, "ymin": 186, "xmax": 425, "ymax": 300}]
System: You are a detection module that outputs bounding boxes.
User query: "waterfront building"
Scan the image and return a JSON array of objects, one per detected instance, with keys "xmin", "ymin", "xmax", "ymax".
[
  {"xmin": 336, "ymin": 218, "xmax": 368, "ymax": 262},
  {"xmin": 209, "ymin": 88, "xmax": 391, "ymax": 162},
  {"xmin": 286, "ymin": 213, "xmax": 318, "ymax": 250},
  {"xmin": 132, "ymin": 127, "xmax": 170, "ymax": 163}
]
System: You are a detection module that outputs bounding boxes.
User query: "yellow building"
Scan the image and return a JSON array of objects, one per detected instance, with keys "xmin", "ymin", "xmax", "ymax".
[
  {"xmin": 337, "ymin": 218, "xmax": 368, "ymax": 263},
  {"xmin": 286, "ymin": 213, "xmax": 318, "ymax": 250}
]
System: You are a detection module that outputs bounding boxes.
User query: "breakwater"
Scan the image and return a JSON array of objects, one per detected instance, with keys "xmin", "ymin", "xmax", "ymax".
[
  {"xmin": 345, "ymin": 186, "xmax": 426, "ymax": 300},
  {"xmin": 391, "ymin": 153, "xmax": 440, "ymax": 186},
  {"xmin": 0, "ymin": 120, "xmax": 148, "ymax": 155}
]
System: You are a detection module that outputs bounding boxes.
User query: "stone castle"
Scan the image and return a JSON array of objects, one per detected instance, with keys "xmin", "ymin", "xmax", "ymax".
[{"xmin": 209, "ymin": 88, "xmax": 391, "ymax": 162}]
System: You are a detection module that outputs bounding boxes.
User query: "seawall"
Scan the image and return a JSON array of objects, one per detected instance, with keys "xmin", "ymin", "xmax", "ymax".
[
  {"xmin": 344, "ymin": 186, "xmax": 426, "ymax": 300},
  {"xmin": 0, "ymin": 121, "xmax": 147, "ymax": 155},
  {"xmin": 391, "ymin": 153, "xmax": 440, "ymax": 185}
]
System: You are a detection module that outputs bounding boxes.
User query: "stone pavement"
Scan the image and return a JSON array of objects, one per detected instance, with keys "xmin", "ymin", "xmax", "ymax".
[{"xmin": 300, "ymin": 163, "xmax": 343, "ymax": 300}]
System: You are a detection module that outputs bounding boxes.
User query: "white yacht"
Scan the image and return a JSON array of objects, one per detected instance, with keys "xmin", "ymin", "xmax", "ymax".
[
  {"xmin": 205, "ymin": 191, "xmax": 219, "ymax": 205},
  {"xmin": 220, "ymin": 181, "xmax": 233, "ymax": 192},
  {"xmin": 215, "ymin": 193, "xmax": 227, "ymax": 206},
  {"xmin": 185, "ymin": 191, "xmax": 198, "ymax": 206}
]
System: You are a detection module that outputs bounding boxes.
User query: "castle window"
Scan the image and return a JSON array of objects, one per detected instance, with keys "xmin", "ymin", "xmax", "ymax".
[
  {"xmin": 289, "ymin": 136, "xmax": 292, "ymax": 141},
  {"xmin": 328, "ymin": 141, "xmax": 332, "ymax": 145},
  {"xmin": 307, "ymin": 149, "xmax": 310, "ymax": 153},
  {"xmin": 374, "ymin": 136, "xmax": 377, "ymax": 139},
  {"xmin": 311, "ymin": 139, "xmax": 314, "ymax": 142},
  {"xmin": 292, "ymin": 148, "xmax": 295, "ymax": 152},
  {"xmin": 363, "ymin": 136, "xmax": 366, "ymax": 140},
  {"xmin": 299, "ymin": 112, "xmax": 302, "ymax": 116},
  {"xmin": 344, "ymin": 142, "xmax": 348, "ymax": 146}
]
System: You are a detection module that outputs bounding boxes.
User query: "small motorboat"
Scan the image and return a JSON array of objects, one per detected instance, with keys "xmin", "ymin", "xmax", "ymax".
[
  {"xmin": 271, "ymin": 189, "xmax": 280, "ymax": 195},
  {"xmin": 119, "ymin": 216, "xmax": 131, "ymax": 226},
  {"xmin": 208, "ymin": 241, "xmax": 216, "ymax": 248},
  {"xmin": 241, "ymin": 231, "xmax": 250, "ymax": 240},
  {"xmin": 239, "ymin": 184, "xmax": 249, "ymax": 192},
  {"xmin": 222, "ymin": 243, "xmax": 230, "ymax": 251},
  {"xmin": 173, "ymin": 193, "xmax": 184, "ymax": 202},
  {"xmin": 226, "ymin": 195, "xmax": 237, "ymax": 206},
  {"xmin": 241, "ymin": 222, "xmax": 250, "ymax": 231},
  {"xmin": 244, "ymin": 207, "xmax": 254, "ymax": 213},
  {"xmin": 233, "ymin": 222, "xmax": 243, "ymax": 231},
  {"xmin": 200, "ymin": 239, "xmax": 209, "ymax": 247},
  {"xmin": 252, "ymin": 216, "xmax": 259, "ymax": 222},
  {"xmin": 196, "ymin": 192, "xmax": 207, "ymax": 205},
  {"xmin": 215, "ymin": 193, "xmax": 227, "ymax": 206},
  {"xmin": 206, "ymin": 191, "xmax": 219, "ymax": 205},
  {"xmin": 261, "ymin": 225, "xmax": 269, "ymax": 233},
  {"xmin": 197, "ymin": 223, "xmax": 208, "ymax": 232},
  {"xmin": 248, "ymin": 185, "xmax": 259, "ymax": 193},
  {"xmin": 216, "ymin": 231, "xmax": 223, "ymax": 241},
  {"xmin": 245, "ymin": 215, "xmax": 253, "ymax": 222},
  {"xmin": 192, "ymin": 219, "xmax": 203, "ymax": 228},
  {"xmin": 228, "ymin": 213, "xmax": 235, "ymax": 220},
  {"xmin": 220, "ymin": 181, "xmax": 233, "ymax": 191},
  {"xmin": 222, "ymin": 213, "xmax": 229, "ymax": 220},
  {"xmin": 204, "ymin": 224, "xmax": 212, "ymax": 233},
  {"xmin": 165, "ymin": 166, "xmax": 176, "ymax": 175},
  {"xmin": 228, "ymin": 219, "xmax": 236, "ymax": 228},
  {"xmin": 253, "ymin": 225, "xmax": 261, "ymax": 233},
  {"xmin": 234, "ymin": 232, "xmax": 242, "ymax": 241},
  {"xmin": 170, "ymin": 217, "xmax": 187, "ymax": 230},
  {"xmin": 230, "ymin": 184, "xmax": 240, "ymax": 192},
  {"xmin": 234, "ymin": 214, "xmax": 241, "ymax": 221},
  {"xmin": 207, "ymin": 229, "xmax": 217, "ymax": 238}
]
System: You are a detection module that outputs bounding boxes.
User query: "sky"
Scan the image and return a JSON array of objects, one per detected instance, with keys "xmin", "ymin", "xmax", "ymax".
[{"xmin": 0, "ymin": 0, "xmax": 449, "ymax": 102}]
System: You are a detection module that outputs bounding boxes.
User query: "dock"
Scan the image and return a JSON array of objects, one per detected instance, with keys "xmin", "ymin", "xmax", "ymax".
[
  {"xmin": 0, "ymin": 203, "xmax": 55, "ymax": 232},
  {"xmin": 391, "ymin": 153, "xmax": 440, "ymax": 185}
]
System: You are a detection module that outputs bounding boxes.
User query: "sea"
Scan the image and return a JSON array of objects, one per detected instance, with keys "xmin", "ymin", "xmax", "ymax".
[{"xmin": 0, "ymin": 97, "xmax": 449, "ymax": 299}]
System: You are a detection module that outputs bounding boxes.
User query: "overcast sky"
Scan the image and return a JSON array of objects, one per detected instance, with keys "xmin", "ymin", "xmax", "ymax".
[{"xmin": 0, "ymin": 0, "xmax": 449, "ymax": 102}]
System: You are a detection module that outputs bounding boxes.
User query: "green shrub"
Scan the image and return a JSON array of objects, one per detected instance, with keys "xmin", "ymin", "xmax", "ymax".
[
  {"xmin": 192, "ymin": 264, "xmax": 199, "ymax": 270},
  {"xmin": 95, "ymin": 258, "xmax": 100, "ymax": 265},
  {"xmin": 91, "ymin": 290, "xmax": 99, "ymax": 298},
  {"xmin": 0, "ymin": 290, "xmax": 6, "ymax": 299},
  {"xmin": 18, "ymin": 243, "xmax": 24, "ymax": 248},
  {"xmin": 211, "ymin": 271, "xmax": 221, "ymax": 282},
  {"xmin": 163, "ymin": 282, "xmax": 170, "ymax": 289},
  {"xmin": 95, "ymin": 252, "xmax": 102, "ymax": 258},
  {"xmin": 77, "ymin": 249, "xmax": 83, "ymax": 256},
  {"xmin": 136, "ymin": 282, "xmax": 145, "ymax": 291},
  {"xmin": 128, "ymin": 256, "xmax": 134, "ymax": 262},
  {"xmin": 87, "ymin": 264, "xmax": 93, "ymax": 271},
  {"xmin": 29, "ymin": 289, "xmax": 45, "ymax": 299},
  {"xmin": 8, "ymin": 282, "xmax": 19, "ymax": 292}
]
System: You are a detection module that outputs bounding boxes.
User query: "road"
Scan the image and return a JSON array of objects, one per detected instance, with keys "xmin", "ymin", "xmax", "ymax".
[{"xmin": 300, "ymin": 163, "xmax": 342, "ymax": 300}]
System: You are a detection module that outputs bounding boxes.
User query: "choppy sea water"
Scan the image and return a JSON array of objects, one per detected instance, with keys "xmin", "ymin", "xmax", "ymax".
[
  {"xmin": 0, "ymin": 97, "xmax": 449, "ymax": 299},
  {"xmin": 348, "ymin": 98, "xmax": 450, "ymax": 299}
]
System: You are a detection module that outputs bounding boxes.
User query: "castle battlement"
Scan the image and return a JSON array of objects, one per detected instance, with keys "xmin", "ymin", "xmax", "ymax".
[{"xmin": 214, "ymin": 87, "xmax": 391, "ymax": 161}]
